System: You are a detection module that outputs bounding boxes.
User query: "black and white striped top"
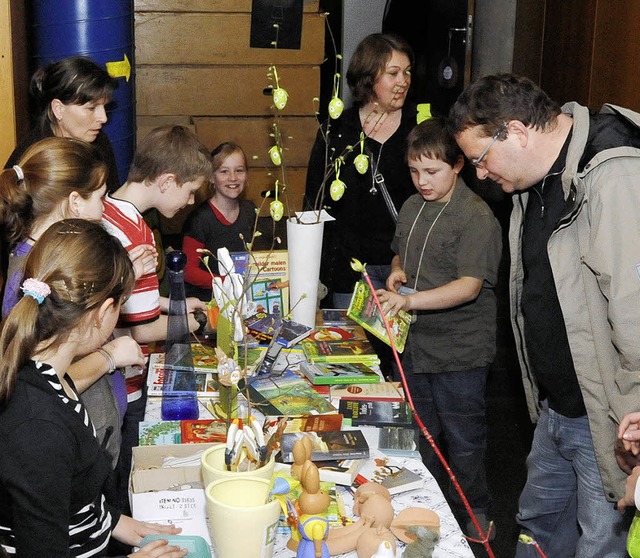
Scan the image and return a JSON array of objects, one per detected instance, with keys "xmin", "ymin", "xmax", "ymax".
[{"xmin": 0, "ymin": 361, "xmax": 116, "ymax": 557}]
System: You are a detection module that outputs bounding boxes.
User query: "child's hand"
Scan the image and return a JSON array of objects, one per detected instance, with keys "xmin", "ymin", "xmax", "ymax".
[
  {"xmin": 376, "ymin": 289, "xmax": 409, "ymax": 315},
  {"xmin": 128, "ymin": 538, "xmax": 188, "ymax": 558},
  {"xmin": 103, "ymin": 337, "xmax": 145, "ymax": 369},
  {"xmin": 617, "ymin": 465, "xmax": 640, "ymax": 512},
  {"xmin": 129, "ymin": 244, "xmax": 158, "ymax": 280},
  {"xmin": 619, "ymin": 412, "xmax": 640, "ymax": 455},
  {"xmin": 386, "ymin": 269, "xmax": 407, "ymax": 292}
]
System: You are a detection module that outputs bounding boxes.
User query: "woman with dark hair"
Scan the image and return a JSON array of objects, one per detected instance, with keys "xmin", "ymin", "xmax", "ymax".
[
  {"xmin": 305, "ymin": 33, "xmax": 420, "ymax": 309},
  {"xmin": 5, "ymin": 55, "xmax": 120, "ymax": 191}
]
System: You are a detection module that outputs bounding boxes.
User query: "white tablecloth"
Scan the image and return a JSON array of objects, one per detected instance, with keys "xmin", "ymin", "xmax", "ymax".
[{"xmin": 144, "ymin": 397, "xmax": 474, "ymax": 557}]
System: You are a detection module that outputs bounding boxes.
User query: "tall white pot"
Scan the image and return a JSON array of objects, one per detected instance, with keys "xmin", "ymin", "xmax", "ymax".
[{"xmin": 287, "ymin": 217, "xmax": 324, "ymax": 328}]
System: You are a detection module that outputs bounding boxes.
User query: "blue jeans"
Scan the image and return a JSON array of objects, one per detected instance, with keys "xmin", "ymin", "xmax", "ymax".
[
  {"xmin": 332, "ymin": 264, "xmax": 391, "ymax": 308},
  {"xmin": 515, "ymin": 402, "xmax": 631, "ymax": 557},
  {"xmin": 404, "ymin": 354, "xmax": 491, "ymax": 517}
]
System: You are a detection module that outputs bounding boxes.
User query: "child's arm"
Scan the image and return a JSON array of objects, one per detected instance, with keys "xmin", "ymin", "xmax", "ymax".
[
  {"xmin": 129, "ymin": 297, "xmax": 207, "ymax": 343},
  {"xmin": 68, "ymin": 336, "xmax": 145, "ymax": 393},
  {"xmin": 376, "ymin": 276, "xmax": 482, "ymax": 315}
]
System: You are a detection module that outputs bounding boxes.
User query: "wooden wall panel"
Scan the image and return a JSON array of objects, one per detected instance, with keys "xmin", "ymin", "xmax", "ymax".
[
  {"xmin": 136, "ymin": 66, "xmax": 320, "ymax": 117},
  {"xmin": 135, "ymin": 13, "xmax": 325, "ymax": 65},
  {"xmin": 590, "ymin": 0, "xmax": 640, "ymax": 111},
  {"xmin": 193, "ymin": 116, "xmax": 317, "ymax": 167},
  {"xmin": 540, "ymin": 0, "xmax": 597, "ymax": 107},
  {"xmin": 135, "ymin": 0, "xmax": 319, "ymax": 13},
  {"xmin": 137, "ymin": 116, "xmax": 195, "ymax": 143}
]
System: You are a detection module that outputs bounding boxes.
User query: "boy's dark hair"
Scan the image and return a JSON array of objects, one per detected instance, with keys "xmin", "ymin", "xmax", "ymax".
[
  {"xmin": 407, "ymin": 116, "xmax": 462, "ymax": 168},
  {"xmin": 448, "ymin": 73, "xmax": 562, "ymax": 137},
  {"xmin": 30, "ymin": 56, "xmax": 118, "ymax": 136},
  {"xmin": 347, "ymin": 33, "xmax": 414, "ymax": 105},
  {"xmin": 127, "ymin": 125, "xmax": 212, "ymax": 185}
]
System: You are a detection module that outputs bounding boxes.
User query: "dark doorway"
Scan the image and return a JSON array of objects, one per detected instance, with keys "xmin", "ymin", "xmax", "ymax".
[{"xmin": 382, "ymin": 0, "xmax": 473, "ymax": 117}]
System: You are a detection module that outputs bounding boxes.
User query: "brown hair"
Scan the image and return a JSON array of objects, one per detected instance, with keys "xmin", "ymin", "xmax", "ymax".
[
  {"xmin": 209, "ymin": 142, "xmax": 248, "ymax": 196},
  {"xmin": 30, "ymin": 56, "xmax": 118, "ymax": 136},
  {"xmin": 0, "ymin": 219, "xmax": 135, "ymax": 402},
  {"xmin": 0, "ymin": 137, "xmax": 107, "ymax": 246},
  {"xmin": 346, "ymin": 33, "xmax": 414, "ymax": 105},
  {"xmin": 406, "ymin": 116, "xmax": 463, "ymax": 168},
  {"xmin": 448, "ymin": 73, "xmax": 562, "ymax": 137},
  {"xmin": 127, "ymin": 125, "xmax": 212, "ymax": 185}
]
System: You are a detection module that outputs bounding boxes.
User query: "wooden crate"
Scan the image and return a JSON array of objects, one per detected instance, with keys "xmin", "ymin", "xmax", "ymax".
[
  {"xmin": 136, "ymin": 65, "xmax": 320, "ymax": 116},
  {"xmin": 193, "ymin": 116, "xmax": 317, "ymax": 167},
  {"xmin": 135, "ymin": 0, "xmax": 319, "ymax": 13},
  {"xmin": 135, "ymin": 13, "xmax": 325, "ymax": 65}
]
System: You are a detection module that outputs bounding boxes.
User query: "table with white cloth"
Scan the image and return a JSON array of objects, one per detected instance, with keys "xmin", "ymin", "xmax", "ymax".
[{"xmin": 144, "ymin": 395, "xmax": 474, "ymax": 558}]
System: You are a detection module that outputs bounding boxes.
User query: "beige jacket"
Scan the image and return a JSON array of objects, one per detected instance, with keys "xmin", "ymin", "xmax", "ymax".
[{"xmin": 509, "ymin": 102, "xmax": 640, "ymax": 501}]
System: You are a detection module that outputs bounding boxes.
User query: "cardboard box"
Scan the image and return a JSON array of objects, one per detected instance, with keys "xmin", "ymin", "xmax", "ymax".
[
  {"xmin": 130, "ymin": 443, "xmax": 217, "ymax": 495},
  {"xmin": 130, "ymin": 443, "xmax": 219, "ymax": 547},
  {"xmin": 135, "ymin": 13, "xmax": 325, "ymax": 65}
]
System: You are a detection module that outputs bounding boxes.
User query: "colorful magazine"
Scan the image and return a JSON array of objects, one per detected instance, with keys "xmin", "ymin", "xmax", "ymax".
[
  {"xmin": 299, "ymin": 361, "xmax": 381, "ymax": 385},
  {"xmin": 247, "ymin": 370, "xmax": 336, "ymax": 416},
  {"xmin": 347, "ymin": 279, "xmax": 412, "ymax": 352},
  {"xmin": 301, "ymin": 338, "xmax": 380, "ymax": 366}
]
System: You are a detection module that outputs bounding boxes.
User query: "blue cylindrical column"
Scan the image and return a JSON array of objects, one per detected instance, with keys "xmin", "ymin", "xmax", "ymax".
[{"xmin": 29, "ymin": 0, "xmax": 135, "ymax": 182}]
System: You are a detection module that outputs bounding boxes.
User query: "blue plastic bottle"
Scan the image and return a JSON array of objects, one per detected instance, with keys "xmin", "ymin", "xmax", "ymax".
[{"xmin": 161, "ymin": 250, "xmax": 199, "ymax": 420}]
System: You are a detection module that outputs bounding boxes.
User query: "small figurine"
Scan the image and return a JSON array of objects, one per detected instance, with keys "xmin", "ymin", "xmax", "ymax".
[{"xmin": 296, "ymin": 460, "xmax": 331, "ymax": 558}]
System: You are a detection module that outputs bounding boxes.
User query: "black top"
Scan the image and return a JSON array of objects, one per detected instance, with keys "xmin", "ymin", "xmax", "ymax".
[
  {"xmin": 0, "ymin": 360, "xmax": 121, "ymax": 557},
  {"xmin": 305, "ymin": 103, "xmax": 419, "ymax": 293},
  {"xmin": 521, "ymin": 132, "xmax": 586, "ymax": 418}
]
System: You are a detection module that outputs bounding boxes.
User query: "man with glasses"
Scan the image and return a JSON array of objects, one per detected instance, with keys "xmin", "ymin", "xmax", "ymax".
[{"xmin": 449, "ymin": 73, "xmax": 640, "ymax": 557}]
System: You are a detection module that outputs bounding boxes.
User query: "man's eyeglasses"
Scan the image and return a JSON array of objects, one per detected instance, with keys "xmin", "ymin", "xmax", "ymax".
[{"xmin": 470, "ymin": 123, "xmax": 508, "ymax": 168}]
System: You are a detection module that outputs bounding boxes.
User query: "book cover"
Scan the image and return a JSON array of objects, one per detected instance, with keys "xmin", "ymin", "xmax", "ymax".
[
  {"xmin": 355, "ymin": 451, "xmax": 424, "ymax": 495},
  {"xmin": 151, "ymin": 348, "xmax": 218, "ymax": 373},
  {"xmin": 237, "ymin": 344, "xmax": 306, "ymax": 374},
  {"xmin": 279, "ymin": 430, "xmax": 369, "ymax": 463},
  {"xmin": 245, "ymin": 312, "xmax": 313, "ymax": 348},
  {"xmin": 247, "ymin": 370, "xmax": 336, "ymax": 416},
  {"xmin": 263, "ymin": 414, "xmax": 344, "ymax": 435},
  {"xmin": 231, "ymin": 249, "xmax": 289, "ymax": 315},
  {"xmin": 301, "ymin": 338, "xmax": 380, "ymax": 366},
  {"xmin": 330, "ymin": 382, "xmax": 405, "ymax": 402},
  {"xmin": 139, "ymin": 421, "xmax": 182, "ymax": 445},
  {"xmin": 378, "ymin": 426, "xmax": 421, "ymax": 458},
  {"xmin": 346, "ymin": 279, "xmax": 412, "ymax": 353},
  {"xmin": 339, "ymin": 399, "xmax": 413, "ymax": 427},
  {"xmin": 180, "ymin": 419, "xmax": 227, "ymax": 444},
  {"xmin": 299, "ymin": 361, "xmax": 381, "ymax": 386},
  {"xmin": 147, "ymin": 354, "xmax": 219, "ymax": 399},
  {"xmin": 276, "ymin": 458, "xmax": 364, "ymax": 486}
]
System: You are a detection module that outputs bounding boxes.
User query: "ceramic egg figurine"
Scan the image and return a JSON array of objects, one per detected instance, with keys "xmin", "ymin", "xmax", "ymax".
[
  {"xmin": 330, "ymin": 179, "xmax": 346, "ymax": 201},
  {"xmin": 354, "ymin": 153, "xmax": 369, "ymax": 174},
  {"xmin": 273, "ymin": 87, "xmax": 289, "ymax": 110},
  {"xmin": 269, "ymin": 145, "xmax": 283, "ymax": 166},
  {"xmin": 270, "ymin": 199, "xmax": 284, "ymax": 221},
  {"xmin": 328, "ymin": 96, "xmax": 344, "ymax": 119}
]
